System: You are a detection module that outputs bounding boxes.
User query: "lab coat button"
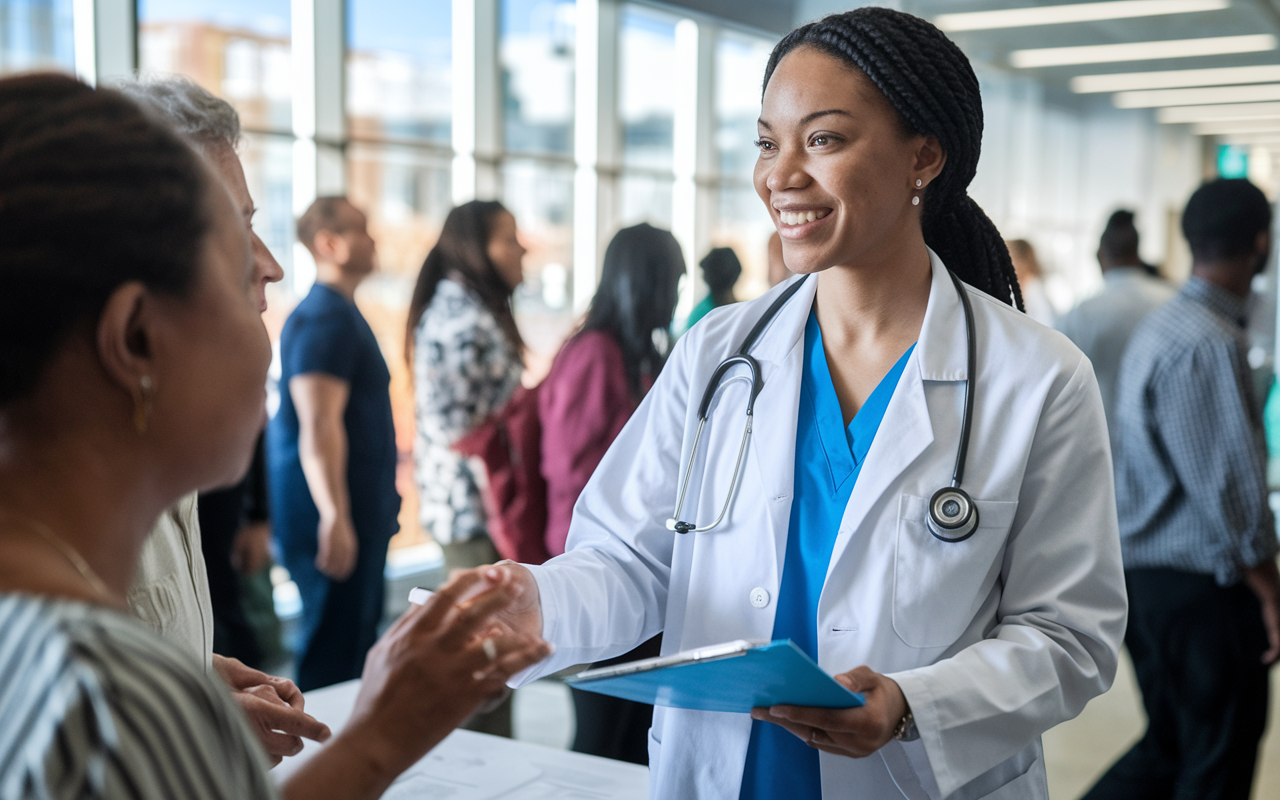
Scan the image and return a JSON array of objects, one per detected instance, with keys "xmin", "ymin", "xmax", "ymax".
[{"xmin": 749, "ymin": 587, "xmax": 770, "ymax": 608}]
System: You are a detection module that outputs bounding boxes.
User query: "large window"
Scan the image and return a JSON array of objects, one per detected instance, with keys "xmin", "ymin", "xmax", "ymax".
[
  {"xmin": 615, "ymin": 4, "xmax": 676, "ymax": 232},
  {"xmin": 0, "ymin": 0, "xmax": 75, "ymax": 75},
  {"xmin": 139, "ymin": 0, "xmax": 292, "ymax": 132},
  {"xmin": 500, "ymin": 0, "xmax": 577, "ymax": 374},
  {"xmin": 347, "ymin": 0, "xmax": 451, "ymax": 143},
  {"xmin": 501, "ymin": 0, "xmax": 574, "ymax": 157},
  {"xmin": 710, "ymin": 29, "xmax": 773, "ymax": 298},
  {"xmin": 138, "ymin": 0, "xmax": 295, "ymax": 285}
]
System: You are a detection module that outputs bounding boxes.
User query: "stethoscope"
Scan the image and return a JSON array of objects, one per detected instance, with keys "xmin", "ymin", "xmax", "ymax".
[{"xmin": 666, "ymin": 269, "xmax": 980, "ymax": 543}]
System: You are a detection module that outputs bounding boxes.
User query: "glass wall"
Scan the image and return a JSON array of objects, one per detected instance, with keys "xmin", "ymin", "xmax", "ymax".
[
  {"xmin": 138, "ymin": 0, "xmax": 295, "ymax": 284},
  {"xmin": 125, "ymin": 0, "xmax": 784, "ymax": 551},
  {"xmin": 139, "ymin": 0, "xmax": 292, "ymax": 132},
  {"xmin": 347, "ymin": 0, "xmax": 450, "ymax": 143},
  {"xmin": 501, "ymin": 0, "xmax": 574, "ymax": 156},
  {"xmin": 710, "ymin": 28, "xmax": 773, "ymax": 298},
  {"xmin": 0, "ymin": 0, "xmax": 74, "ymax": 75},
  {"xmin": 500, "ymin": 0, "xmax": 577, "ymax": 376}
]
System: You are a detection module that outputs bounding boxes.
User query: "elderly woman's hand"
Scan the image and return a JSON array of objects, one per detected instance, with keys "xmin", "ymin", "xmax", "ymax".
[{"xmin": 340, "ymin": 567, "xmax": 552, "ymax": 777}]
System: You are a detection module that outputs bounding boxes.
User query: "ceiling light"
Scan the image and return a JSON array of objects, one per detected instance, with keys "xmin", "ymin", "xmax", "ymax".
[
  {"xmin": 1158, "ymin": 102, "xmax": 1280, "ymax": 123},
  {"xmin": 1072, "ymin": 65, "xmax": 1280, "ymax": 93},
  {"xmin": 1115, "ymin": 83, "xmax": 1280, "ymax": 107},
  {"xmin": 1010, "ymin": 33, "xmax": 1275, "ymax": 68},
  {"xmin": 938, "ymin": 0, "xmax": 1228, "ymax": 32},
  {"xmin": 1193, "ymin": 119, "xmax": 1280, "ymax": 135}
]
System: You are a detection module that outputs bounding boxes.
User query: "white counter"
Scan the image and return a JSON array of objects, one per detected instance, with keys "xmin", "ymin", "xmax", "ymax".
[{"xmin": 273, "ymin": 679, "xmax": 649, "ymax": 799}]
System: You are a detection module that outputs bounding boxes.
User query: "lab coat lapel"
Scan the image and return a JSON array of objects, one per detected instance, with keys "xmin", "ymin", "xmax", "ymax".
[
  {"xmin": 826, "ymin": 253, "xmax": 967, "ymax": 576},
  {"xmin": 746, "ymin": 275, "xmax": 816, "ymax": 576}
]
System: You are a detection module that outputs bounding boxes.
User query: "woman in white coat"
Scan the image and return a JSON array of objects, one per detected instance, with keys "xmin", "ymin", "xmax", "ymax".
[{"xmin": 496, "ymin": 8, "xmax": 1127, "ymax": 799}]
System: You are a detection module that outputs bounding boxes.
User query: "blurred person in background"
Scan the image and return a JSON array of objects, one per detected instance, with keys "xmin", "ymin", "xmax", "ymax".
[
  {"xmin": 268, "ymin": 196, "xmax": 400, "ymax": 692},
  {"xmin": 198, "ymin": 433, "xmax": 273, "ymax": 668},
  {"xmin": 407, "ymin": 199, "xmax": 526, "ymax": 737},
  {"xmin": 767, "ymin": 230, "xmax": 791, "ymax": 287},
  {"xmin": 1007, "ymin": 238, "xmax": 1056, "ymax": 327},
  {"xmin": 1055, "ymin": 210, "xmax": 1175, "ymax": 434},
  {"xmin": 0, "ymin": 73, "xmax": 549, "ymax": 800},
  {"xmin": 1084, "ymin": 179, "xmax": 1279, "ymax": 800},
  {"xmin": 117, "ymin": 75, "xmax": 326, "ymax": 762},
  {"xmin": 540, "ymin": 223, "xmax": 685, "ymax": 764},
  {"xmin": 683, "ymin": 246, "xmax": 742, "ymax": 332}
]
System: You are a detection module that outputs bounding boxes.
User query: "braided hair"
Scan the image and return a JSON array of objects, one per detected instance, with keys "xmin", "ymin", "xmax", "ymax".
[
  {"xmin": 763, "ymin": 7, "xmax": 1022, "ymax": 310},
  {"xmin": 0, "ymin": 73, "xmax": 211, "ymax": 406}
]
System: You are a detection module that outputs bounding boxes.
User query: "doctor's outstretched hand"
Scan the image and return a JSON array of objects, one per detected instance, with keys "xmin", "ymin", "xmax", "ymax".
[
  {"xmin": 487, "ymin": 561, "xmax": 545, "ymax": 639},
  {"xmin": 752, "ymin": 667, "xmax": 908, "ymax": 758}
]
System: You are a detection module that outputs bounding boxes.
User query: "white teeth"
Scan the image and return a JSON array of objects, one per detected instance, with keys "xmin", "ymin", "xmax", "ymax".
[{"xmin": 779, "ymin": 209, "xmax": 828, "ymax": 225}]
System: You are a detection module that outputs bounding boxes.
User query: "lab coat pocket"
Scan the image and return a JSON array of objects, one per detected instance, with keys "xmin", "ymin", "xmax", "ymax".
[{"xmin": 892, "ymin": 494, "xmax": 1019, "ymax": 648}]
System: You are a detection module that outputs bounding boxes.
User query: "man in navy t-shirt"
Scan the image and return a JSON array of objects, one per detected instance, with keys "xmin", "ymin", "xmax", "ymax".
[{"xmin": 267, "ymin": 197, "xmax": 400, "ymax": 691}]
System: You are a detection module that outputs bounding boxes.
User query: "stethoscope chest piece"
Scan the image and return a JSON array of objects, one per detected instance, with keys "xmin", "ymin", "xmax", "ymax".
[{"xmin": 926, "ymin": 486, "xmax": 979, "ymax": 543}]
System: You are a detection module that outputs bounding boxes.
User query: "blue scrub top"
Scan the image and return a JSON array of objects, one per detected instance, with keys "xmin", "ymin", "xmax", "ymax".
[{"xmin": 739, "ymin": 309, "xmax": 915, "ymax": 800}]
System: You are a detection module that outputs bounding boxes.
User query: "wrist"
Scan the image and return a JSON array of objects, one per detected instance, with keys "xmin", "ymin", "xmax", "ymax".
[{"xmin": 329, "ymin": 718, "xmax": 421, "ymax": 784}]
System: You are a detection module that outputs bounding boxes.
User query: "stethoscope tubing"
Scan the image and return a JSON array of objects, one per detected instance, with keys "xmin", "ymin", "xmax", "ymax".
[{"xmin": 667, "ymin": 270, "xmax": 979, "ymax": 542}]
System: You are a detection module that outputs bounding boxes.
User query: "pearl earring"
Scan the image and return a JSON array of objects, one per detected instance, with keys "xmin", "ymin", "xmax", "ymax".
[
  {"xmin": 912, "ymin": 196, "xmax": 920, "ymax": 206},
  {"xmin": 916, "ymin": 179, "xmax": 923, "ymax": 187}
]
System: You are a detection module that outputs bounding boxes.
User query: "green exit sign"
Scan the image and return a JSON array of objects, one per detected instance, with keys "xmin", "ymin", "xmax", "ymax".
[{"xmin": 1218, "ymin": 144, "xmax": 1250, "ymax": 179}]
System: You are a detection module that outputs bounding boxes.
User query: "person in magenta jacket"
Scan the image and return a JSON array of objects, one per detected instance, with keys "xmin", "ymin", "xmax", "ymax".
[{"xmin": 538, "ymin": 223, "xmax": 686, "ymax": 762}]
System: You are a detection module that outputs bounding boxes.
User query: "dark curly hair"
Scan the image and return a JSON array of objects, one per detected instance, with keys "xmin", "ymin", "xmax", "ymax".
[
  {"xmin": 0, "ymin": 73, "xmax": 211, "ymax": 405},
  {"xmin": 763, "ymin": 7, "xmax": 1022, "ymax": 310}
]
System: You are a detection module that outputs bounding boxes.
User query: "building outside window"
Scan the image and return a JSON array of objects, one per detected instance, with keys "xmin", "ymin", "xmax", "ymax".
[
  {"xmin": 138, "ymin": 0, "xmax": 295, "ymax": 292},
  {"xmin": 501, "ymin": 0, "xmax": 576, "ymax": 371},
  {"xmin": 617, "ymin": 3, "xmax": 676, "ymax": 230}
]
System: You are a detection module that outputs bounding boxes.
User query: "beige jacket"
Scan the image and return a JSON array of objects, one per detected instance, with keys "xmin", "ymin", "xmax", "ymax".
[{"xmin": 127, "ymin": 493, "xmax": 213, "ymax": 671}]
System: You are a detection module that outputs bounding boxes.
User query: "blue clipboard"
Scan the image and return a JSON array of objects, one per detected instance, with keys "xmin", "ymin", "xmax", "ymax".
[{"xmin": 564, "ymin": 639, "xmax": 864, "ymax": 713}]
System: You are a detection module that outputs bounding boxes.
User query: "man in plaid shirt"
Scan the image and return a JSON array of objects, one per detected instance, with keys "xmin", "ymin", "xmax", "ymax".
[{"xmin": 1085, "ymin": 178, "xmax": 1279, "ymax": 800}]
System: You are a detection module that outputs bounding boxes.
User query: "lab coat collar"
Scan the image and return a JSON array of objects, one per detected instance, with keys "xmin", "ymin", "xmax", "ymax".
[
  {"xmin": 748, "ymin": 249, "xmax": 970, "ymax": 383},
  {"xmin": 914, "ymin": 248, "xmax": 970, "ymax": 384},
  {"xmin": 747, "ymin": 272, "xmax": 818, "ymax": 366}
]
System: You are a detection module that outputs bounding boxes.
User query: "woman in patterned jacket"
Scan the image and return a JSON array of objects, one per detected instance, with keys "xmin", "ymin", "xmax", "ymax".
[{"xmin": 406, "ymin": 200, "xmax": 527, "ymax": 735}]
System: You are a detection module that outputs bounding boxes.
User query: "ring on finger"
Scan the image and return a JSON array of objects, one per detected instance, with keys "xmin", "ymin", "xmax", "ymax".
[{"xmin": 482, "ymin": 637, "xmax": 497, "ymax": 662}]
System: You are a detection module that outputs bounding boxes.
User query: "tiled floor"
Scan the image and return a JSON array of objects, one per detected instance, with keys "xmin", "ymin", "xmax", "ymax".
[
  {"xmin": 514, "ymin": 653, "xmax": 1280, "ymax": 798},
  {"xmin": 1043, "ymin": 649, "xmax": 1280, "ymax": 799}
]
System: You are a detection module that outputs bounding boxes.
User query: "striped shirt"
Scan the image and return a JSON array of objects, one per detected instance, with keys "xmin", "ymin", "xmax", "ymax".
[
  {"xmin": 1113, "ymin": 276, "xmax": 1279, "ymax": 585},
  {"xmin": 0, "ymin": 594, "xmax": 276, "ymax": 799}
]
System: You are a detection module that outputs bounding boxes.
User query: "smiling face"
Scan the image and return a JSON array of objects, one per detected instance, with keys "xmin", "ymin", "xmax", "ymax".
[{"xmin": 754, "ymin": 46, "xmax": 945, "ymax": 276}]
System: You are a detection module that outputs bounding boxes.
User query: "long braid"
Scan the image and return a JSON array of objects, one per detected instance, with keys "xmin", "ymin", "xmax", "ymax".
[{"xmin": 763, "ymin": 7, "xmax": 1023, "ymax": 310}]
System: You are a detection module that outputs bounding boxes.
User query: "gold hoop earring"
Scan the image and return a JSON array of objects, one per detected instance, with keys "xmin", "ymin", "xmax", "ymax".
[{"xmin": 133, "ymin": 375, "xmax": 154, "ymax": 435}]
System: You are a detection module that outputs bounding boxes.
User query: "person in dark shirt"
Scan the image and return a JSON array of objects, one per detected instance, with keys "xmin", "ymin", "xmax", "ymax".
[
  {"xmin": 199, "ymin": 433, "xmax": 272, "ymax": 668},
  {"xmin": 267, "ymin": 196, "xmax": 401, "ymax": 691}
]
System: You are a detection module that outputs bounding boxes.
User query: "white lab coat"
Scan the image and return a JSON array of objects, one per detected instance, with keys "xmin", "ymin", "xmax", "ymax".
[{"xmin": 518, "ymin": 251, "xmax": 1128, "ymax": 800}]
